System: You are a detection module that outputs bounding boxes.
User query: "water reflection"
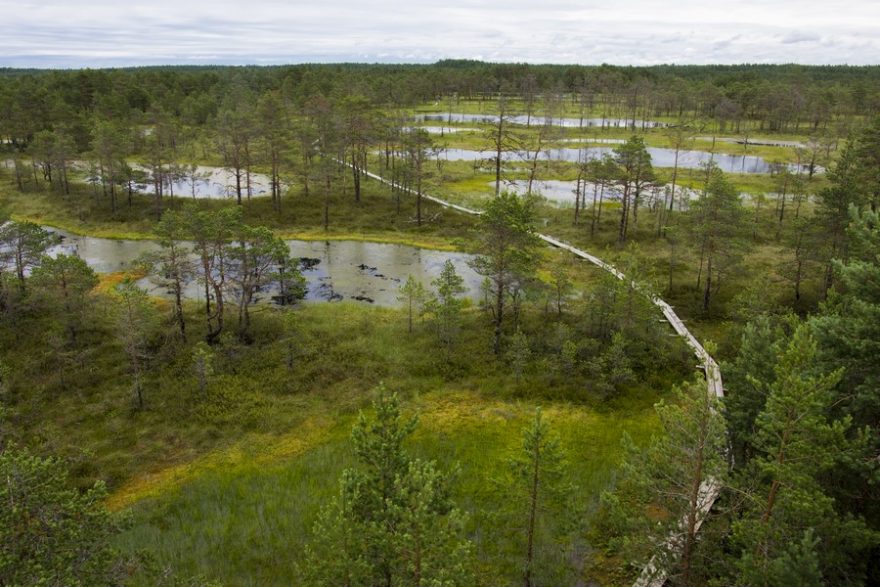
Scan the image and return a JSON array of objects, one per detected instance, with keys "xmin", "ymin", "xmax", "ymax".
[
  {"xmin": 435, "ymin": 147, "xmax": 818, "ymax": 174},
  {"xmin": 44, "ymin": 231, "xmax": 481, "ymax": 307}
]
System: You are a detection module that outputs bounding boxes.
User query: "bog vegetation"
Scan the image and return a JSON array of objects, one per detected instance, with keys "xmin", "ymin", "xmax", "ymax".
[{"xmin": 1, "ymin": 61, "xmax": 879, "ymax": 585}]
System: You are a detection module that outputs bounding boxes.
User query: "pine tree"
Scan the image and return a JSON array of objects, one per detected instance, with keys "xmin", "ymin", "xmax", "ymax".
[
  {"xmin": 613, "ymin": 136, "xmax": 655, "ymax": 242},
  {"xmin": 815, "ymin": 140, "xmax": 868, "ymax": 293},
  {"xmin": 0, "ymin": 448, "xmax": 124, "ymax": 585},
  {"xmin": 687, "ymin": 163, "xmax": 750, "ymax": 312},
  {"xmin": 143, "ymin": 209, "xmax": 192, "ymax": 340},
  {"xmin": 730, "ymin": 326, "xmax": 875, "ymax": 585},
  {"xmin": 506, "ymin": 328, "xmax": 531, "ymax": 383},
  {"xmin": 598, "ymin": 378, "xmax": 726, "ymax": 586},
  {"xmin": 113, "ymin": 277, "xmax": 156, "ymax": 410},
  {"xmin": 468, "ymin": 191, "xmax": 539, "ymax": 354},
  {"xmin": 0, "ymin": 221, "xmax": 51, "ymax": 290},
  {"xmin": 724, "ymin": 314, "xmax": 791, "ymax": 463},
  {"xmin": 301, "ymin": 390, "xmax": 474, "ymax": 586},
  {"xmin": 508, "ymin": 409, "xmax": 575, "ymax": 587},
  {"xmin": 426, "ymin": 260, "xmax": 466, "ymax": 357},
  {"xmin": 397, "ymin": 275, "xmax": 427, "ymax": 335}
]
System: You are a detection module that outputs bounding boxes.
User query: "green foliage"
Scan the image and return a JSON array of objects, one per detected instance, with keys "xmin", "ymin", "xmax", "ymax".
[
  {"xmin": 812, "ymin": 208, "xmax": 880, "ymax": 430},
  {"xmin": 506, "ymin": 328, "xmax": 531, "ymax": 382},
  {"xmin": 0, "ymin": 220, "xmax": 51, "ymax": 288},
  {"xmin": 612, "ymin": 136, "xmax": 656, "ymax": 242},
  {"xmin": 113, "ymin": 277, "xmax": 158, "ymax": 409},
  {"xmin": 30, "ymin": 253, "xmax": 99, "ymax": 343},
  {"xmin": 0, "ymin": 447, "xmax": 124, "ymax": 586},
  {"xmin": 588, "ymin": 331, "xmax": 636, "ymax": 400},
  {"xmin": 190, "ymin": 341, "xmax": 214, "ymax": 396},
  {"xmin": 596, "ymin": 378, "xmax": 726, "ymax": 584},
  {"xmin": 397, "ymin": 274, "xmax": 428, "ymax": 334},
  {"xmin": 723, "ymin": 314, "xmax": 792, "ymax": 463},
  {"xmin": 468, "ymin": 191, "xmax": 540, "ymax": 354},
  {"xmin": 686, "ymin": 163, "xmax": 751, "ymax": 312},
  {"xmin": 301, "ymin": 389, "xmax": 474, "ymax": 586},
  {"xmin": 729, "ymin": 326, "xmax": 877, "ymax": 585},
  {"xmin": 425, "ymin": 260, "xmax": 466, "ymax": 358},
  {"xmin": 503, "ymin": 408, "xmax": 579, "ymax": 586}
]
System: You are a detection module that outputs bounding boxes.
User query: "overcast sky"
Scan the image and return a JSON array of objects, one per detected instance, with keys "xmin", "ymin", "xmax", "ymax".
[{"xmin": 1, "ymin": 0, "xmax": 878, "ymax": 68}]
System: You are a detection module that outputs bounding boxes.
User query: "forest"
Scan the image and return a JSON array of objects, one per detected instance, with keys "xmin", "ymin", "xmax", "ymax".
[{"xmin": 1, "ymin": 60, "xmax": 879, "ymax": 586}]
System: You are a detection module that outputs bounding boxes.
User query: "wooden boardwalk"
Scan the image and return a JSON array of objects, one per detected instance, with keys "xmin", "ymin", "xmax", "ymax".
[{"xmin": 352, "ymin": 164, "xmax": 725, "ymax": 587}]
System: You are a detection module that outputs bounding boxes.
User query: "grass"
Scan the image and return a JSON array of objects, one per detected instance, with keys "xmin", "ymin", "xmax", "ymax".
[
  {"xmin": 114, "ymin": 389, "xmax": 659, "ymax": 586},
  {"xmin": 2, "ymin": 289, "xmax": 676, "ymax": 585},
  {"xmin": 0, "ymin": 173, "xmax": 479, "ymax": 251},
  {"xmin": 1, "ymin": 143, "xmax": 748, "ymax": 585}
]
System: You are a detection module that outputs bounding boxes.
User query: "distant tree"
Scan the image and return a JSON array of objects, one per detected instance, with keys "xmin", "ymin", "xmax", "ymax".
[
  {"xmin": 0, "ymin": 447, "xmax": 124, "ymax": 585},
  {"xmin": 426, "ymin": 260, "xmax": 466, "ymax": 357},
  {"xmin": 30, "ymin": 254, "xmax": 98, "ymax": 344},
  {"xmin": 339, "ymin": 95, "xmax": 375, "ymax": 204},
  {"xmin": 257, "ymin": 90, "xmax": 290, "ymax": 214},
  {"xmin": 307, "ymin": 96, "xmax": 342, "ymax": 231},
  {"xmin": 485, "ymin": 97, "xmax": 522, "ymax": 196},
  {"xmin": 779, "ymin": 214, "xmax": 821, "ymax": 302},
  {"xmin": 853, "ymin": 116, "xmax": 880, "ymax": 211},
  {"xmin": 227, "ymin": 225, "xmax": 296, "ymax": 340},
  {"xmin": 294, "ymin": 97, "xmax": 323, "ymax": 198},
  {"xmin": 30, "ymin": 129, "xmax": 75, "ymax": 195},
  {"xmin": 179, "ymin": 164, "xmax": 210, "ymax": 200},
  {"xmin": 584, "ymin": 154, "xmax": 619, "ymax": 237},
  {"xmin": 687, "ymin": 164, "xmax": 749, "ymax": 312},
  {"xmin": 142, "ymin": 210, "xmax": 192, "ymax": 340},
  {"xmin": 215, "ymin": 103, "xmax": 255, "ymax": 205},
  {"xmin": 523, "ymin": 119, "xmax": 559, "ymax": 197},
  {"xmin": 469, "ymin": 192, "xmax": 540, "ymax": 354},
  {"xmin": 401, "ymin": 128, "xmax": 433, "ymax": 226},
  {"xmin": 613, "ymin": 136, "xmax": 655, "ymax": 242},
  {"xmin": 90, "ymin": 120, "xmax": 127, "ymax": 213},
  {"xmin": 113, "ymin": 277, "xmax": 156, "ymax": 409},
  {"xmin": 0, "ymin": 221, "xmax": 51, "ymax": 290},
  {"xmin": 664, "ymin": 121, "xmax": 695, "ymax": 213},
  {"xmin": 397, "ymin": 274, "xmax": 427, "ymax": 334}
]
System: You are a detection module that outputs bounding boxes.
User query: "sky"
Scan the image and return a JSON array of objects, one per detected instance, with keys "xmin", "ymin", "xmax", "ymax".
[{"xmin": 1, "ymin": 0, "xmax": 878, "ymax": 68}]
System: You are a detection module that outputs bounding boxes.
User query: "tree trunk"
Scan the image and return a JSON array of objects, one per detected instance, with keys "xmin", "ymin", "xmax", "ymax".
[
  {"xmin": 493, "ymin": 278, "xmax": 504, "ymax": 355},
  {"xmin": 524, "ymin": 437, "xmax": 541, "ymax": 587},
  {"xmin": 702, "ymin": 254, "xmax": 712, "ymax": 312}
]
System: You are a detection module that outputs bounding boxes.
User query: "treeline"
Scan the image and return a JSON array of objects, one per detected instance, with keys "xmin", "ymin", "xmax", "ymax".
[{"xmin": 2, "ymin": 61, "xmax": 880, "ymax": 152}]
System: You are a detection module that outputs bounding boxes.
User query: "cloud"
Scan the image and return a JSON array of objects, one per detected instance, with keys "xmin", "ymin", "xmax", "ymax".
[
  {"xmin": 0, "ymin": 0, "xmax": 877, "ymax": 67},
  {"xmin": 782, "ymin": 31, "xmax": 821, "ymax": 44}
]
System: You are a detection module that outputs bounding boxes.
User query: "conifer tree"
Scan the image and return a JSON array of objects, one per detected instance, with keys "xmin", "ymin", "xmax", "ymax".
[
  {"xmin": 730, "ymin": 326, "xmax": 875, "ymax": 585},
  {"xmin": 508, "ymin": 409, "xmax": 574, "ymax": 587},
  {"xmin": 301, "ymin": 390, "xmax": 474, "ymax": 587}
]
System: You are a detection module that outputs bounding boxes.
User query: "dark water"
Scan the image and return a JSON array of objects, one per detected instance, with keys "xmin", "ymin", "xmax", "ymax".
[{"xmin": 44, "ymin": 231, "xmax": 481, "ymax": 307}]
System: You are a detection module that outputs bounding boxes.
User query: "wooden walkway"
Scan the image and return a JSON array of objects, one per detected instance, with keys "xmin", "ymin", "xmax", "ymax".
[{"xmin": 352, "ymin": 164, "xmax": 725, "ymax": 587}]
